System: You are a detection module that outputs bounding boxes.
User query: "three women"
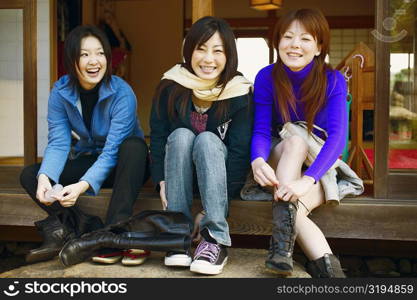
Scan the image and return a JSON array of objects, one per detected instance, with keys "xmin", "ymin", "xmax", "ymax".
[{"xmin": 21, "ymin": 9, "xmax": 354, "ymax": 278}]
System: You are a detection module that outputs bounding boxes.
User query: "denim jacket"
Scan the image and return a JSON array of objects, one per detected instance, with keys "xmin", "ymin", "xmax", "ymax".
[
  {"xmin": 38, "ymin": 75, "xmax": 144, "ymax": 195},
  {"xmin": 150, "ymin": 85, "xmax": 253, "ymax": 199}
]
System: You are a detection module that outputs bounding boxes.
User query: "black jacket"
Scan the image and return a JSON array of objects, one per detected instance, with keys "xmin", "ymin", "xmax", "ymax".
[{"xmin": 149, "ymin": 85, "xmax": 253, "ymax": 199}]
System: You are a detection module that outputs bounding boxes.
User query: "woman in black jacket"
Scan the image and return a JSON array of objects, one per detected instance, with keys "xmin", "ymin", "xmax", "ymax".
[{"xmin": 150, "ymin": 16, "xmax": 253, "ymax": 275}]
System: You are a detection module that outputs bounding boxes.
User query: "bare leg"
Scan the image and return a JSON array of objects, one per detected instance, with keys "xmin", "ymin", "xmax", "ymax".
[
  {"xmin": 273, "ymin": 136, "xmax": 307, "ymax": 185},
  {"xmin": 295, "ymin": 184, "xmax": 332, "ymax": 260}
]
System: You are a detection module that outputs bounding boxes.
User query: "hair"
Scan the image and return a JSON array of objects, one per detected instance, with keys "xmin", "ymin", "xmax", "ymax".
[
  {"xmin": 153, "ymin": 16, "xmax": 239, "ymax": 119},
  {"xmin": 272, "ymin": 8, "xmax": 331, "ymax": 131},
  {"xmin": 63, "ymin": 25, "xmax": 112, "ymax": 87}
]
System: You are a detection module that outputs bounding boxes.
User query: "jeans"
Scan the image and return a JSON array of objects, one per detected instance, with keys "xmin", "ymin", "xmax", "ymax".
[
  {"xmin": 20, "ymin": 136, "xmax": 150, "ymax": 233},
  {"xmin": 164, "ymin": 128, "xmax": 231, "ymax": 246}
]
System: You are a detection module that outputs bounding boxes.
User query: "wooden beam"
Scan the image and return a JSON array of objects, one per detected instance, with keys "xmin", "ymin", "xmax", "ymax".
[
  {"xmin": 373, "ymin": 0, "xmax": 390, "ymax": 198},
  {"xmin": 3, "ymin": 189, "xmax": 417, "ymax": 241},
  {"xmin": 388, "ymin": 173, "xmax": 417, "ymax": 198},
  {"xmin": 50, "ymin": 0, "xmax": 57, "ymax": 86},
  {"xmin": 82, "ymin": 0, "xmax": 96, "ymax": 25},
  {"xmin": 0, "ymin": 167, "xmax": 23, "ymax": 188},
  {"xmin": 23, "ymin": 0, "xmax": 37, "ymax": 166},
  {"xmin": 192, "ymin": 0, "xmax": 213, "ymax": 23},
  {"xmin": 0, "ymin": 0, "xmax": 24, "ymax": 9},
  {"xmin": 185, "ymin": 16, "xmax": 374, "ymax": 29}
]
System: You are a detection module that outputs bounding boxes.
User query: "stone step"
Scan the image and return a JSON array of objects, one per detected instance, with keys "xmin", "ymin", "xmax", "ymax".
[{"xmin": 0, "ymin": 248, "xmax": 311, "ymax": 278}]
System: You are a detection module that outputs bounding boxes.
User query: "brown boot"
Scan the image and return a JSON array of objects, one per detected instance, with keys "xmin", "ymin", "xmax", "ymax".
[
  {"xmin": 306, "ymin": 253, "xmax": 346, "ymax": 278},
  {"xmin": 265, "ymin": 201, "xmax": 297, "ymax": 275}
]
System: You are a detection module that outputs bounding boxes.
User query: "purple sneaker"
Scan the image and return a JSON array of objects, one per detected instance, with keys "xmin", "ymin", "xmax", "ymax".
[{"xmin": 190, "ymin": 239, "xmax": 228, "ymax": 275}]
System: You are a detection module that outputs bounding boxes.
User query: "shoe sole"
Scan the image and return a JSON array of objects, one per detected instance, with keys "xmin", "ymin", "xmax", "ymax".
[
  {"xmin": 26, "ymin": 249, "xmax": 60, "ymax": 264},
  {"xmin": 265, "ymin": 261, "xmax": 293, "ymax": 276},
  {"xmin": 122, "ymin": 249, "xmax": 149, "ymax": 266},
  {"xmin": 92, "ymin": 256, "xmax": 123, "ymax": 264},
  {"xmin": 164, "ymin": 255, "xmax": 192, "ymax": 267},
  {"xmin": 190, "ymin": 257, "xmax": 228, "ymax": 275},
  {"xmin": 121, "ymin": 257, "xmax": 147, "ymax": 266}
]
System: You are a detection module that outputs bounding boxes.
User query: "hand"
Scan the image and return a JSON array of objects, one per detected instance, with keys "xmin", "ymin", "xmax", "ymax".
[
  {"xmin": 36, "ymin": 174, "xmax": 53, "ymax": 205},
  {"xmin": 54, "ymin": 181, "xmax": 90, "ymax": 207},
  {"xmin": 251, "ymin": 157, "xmax": 279, "ymax": 187},
  {"xmin": 191, "ymin": 210, "xmax": 205, "ymax": 243},
  {"xmin": 274, "ymin": 176, "xmax": 315, "ymax": 202},
  {"xmin": 159, "ymin": 181, "xmax": 167, "ymax": 210}
]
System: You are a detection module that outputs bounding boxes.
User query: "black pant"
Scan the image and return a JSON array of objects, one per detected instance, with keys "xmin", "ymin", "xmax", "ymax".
[{"xmin": 20, "ymin": 136, "xmax": 150, "ymax": 233}]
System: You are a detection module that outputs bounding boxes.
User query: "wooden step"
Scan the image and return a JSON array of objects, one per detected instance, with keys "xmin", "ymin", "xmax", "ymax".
[{"xmin": 1, "ymin": 188, "xmax": 417, "ymax": 241}]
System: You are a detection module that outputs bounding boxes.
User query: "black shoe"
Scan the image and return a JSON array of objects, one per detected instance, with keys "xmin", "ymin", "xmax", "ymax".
[
  {"xmin": 59, "ymin": 231, "xmax": 116, "ymax": 266},
  {"xmin": 306, "ymin": 253, "xmax": 346, "ymax": 278},
  {"xmin": 265, "ymin": 236, "xmax": 294, "ymax": 275},
  {"xmin": 265, "ymin": 201, "xmax": 297, "ymax": 276},
  {"xmin": 190, "ymin": 239, "xmax": 228, "ymax": 275},
  {"xmin": 26, "ymin": 215, "xmax": 75, "ymax": 263}
]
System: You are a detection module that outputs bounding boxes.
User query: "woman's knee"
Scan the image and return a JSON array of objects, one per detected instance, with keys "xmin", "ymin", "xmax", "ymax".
[
  {"xmin": 193, "ymin": 131, "xmax": 222, "ymax": 150},
  {"xmin": 20, "ymin": 164, "xmax": 41, "ymax": 187},
  {"xmin": 193, "ymin": 132, "xmax": 226, "ymax": 161},
  {"xmin": 282, "ymin": 135, "xmax": 308, "ymax": 155},
  {"xmin": 119, "ymin": 136, "xmax": 148, "ymax": 157},
  {"xmin": 166, "ymin": 128, "xmax": 195, "ymax": 152}
]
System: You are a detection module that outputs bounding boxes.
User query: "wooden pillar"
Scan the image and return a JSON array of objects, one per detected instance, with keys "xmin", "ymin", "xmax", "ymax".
[
  {"xmin": 192, "ymin": 0, "xmax": 213, "ymax": 23},
  {"xmin": 23, "ymin": 0, "xmax": 37, "ymax": 165},
  {"xmin": 50, "ymin": 0, "xmax": 57, "ymax": 86},
  {"xmin": 82, "ymin": 0, "xmax": 96, "ymax": 25},
  {"xmin": 414, "ymin": 5, "xmax": 417, "ymax": 115},
  {"xmin": 267, "ymin": 10, "xmax": 277, "ymax": 64}
]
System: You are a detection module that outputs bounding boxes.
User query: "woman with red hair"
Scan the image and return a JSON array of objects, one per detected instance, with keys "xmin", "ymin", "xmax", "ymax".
[{"xmin": 251, "ymin": 8, "xmax": 349, "ymax": 278}]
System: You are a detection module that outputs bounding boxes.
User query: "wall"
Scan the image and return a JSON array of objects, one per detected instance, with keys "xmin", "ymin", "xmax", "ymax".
[
  {"xmin": 113, "ymin": 0, "xmax": 183, "ymax": 136},
  {"xmin": 37, "ymin": 0, "xmax": 50, "ymax": 157},
  {"xmin": 329, "ymin": 28, "xmax": 374, "ymax": 67}
]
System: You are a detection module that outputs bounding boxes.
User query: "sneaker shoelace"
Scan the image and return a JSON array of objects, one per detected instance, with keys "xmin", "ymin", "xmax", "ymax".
[{"xmin": 194, "ymin": 240, "xmax": 220, "ymax": 263}]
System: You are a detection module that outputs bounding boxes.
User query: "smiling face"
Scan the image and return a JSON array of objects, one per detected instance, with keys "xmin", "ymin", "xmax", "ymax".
[
  {"xmin": 76, "ymin": 36, "xmax": 107, "ymax": 90},
  {"xmin": 191, "ymin": 31, "xmax": 226, "ymax": 81},
  {"xmin": 278, "ymin": 20, "xmax": 321, "ymax": 72}
]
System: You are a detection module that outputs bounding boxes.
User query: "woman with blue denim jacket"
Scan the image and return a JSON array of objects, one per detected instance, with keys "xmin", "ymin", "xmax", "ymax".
[
  {"xmin": 150, "ymin": 16, "xmax": 253, "ymax": 275},
  {"xmin": 20, "ymin": 25, "xmax": 149, "ymax": 265}
]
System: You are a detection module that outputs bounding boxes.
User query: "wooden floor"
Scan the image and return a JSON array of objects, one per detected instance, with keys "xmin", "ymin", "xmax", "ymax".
[{"xmin": 2, "ymin": 186, "xmax": 417, "ymax": 242}]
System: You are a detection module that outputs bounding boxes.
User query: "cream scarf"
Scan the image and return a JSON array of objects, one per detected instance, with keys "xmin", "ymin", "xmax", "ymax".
[{"xmin": 162, "ymin": 64, "xmax": 252, "ymax": 103}]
